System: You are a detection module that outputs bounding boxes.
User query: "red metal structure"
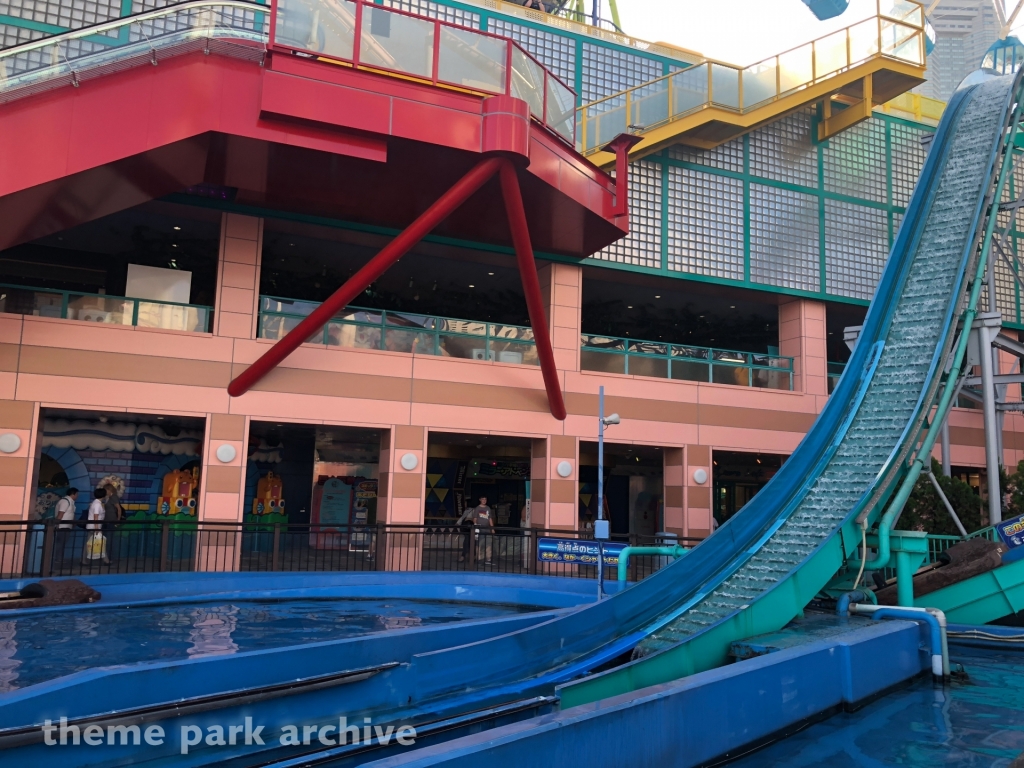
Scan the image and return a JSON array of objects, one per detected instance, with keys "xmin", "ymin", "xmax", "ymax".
[{"xmin": 0, "ymin": 0, "xmax": 635, "ymax": 418}]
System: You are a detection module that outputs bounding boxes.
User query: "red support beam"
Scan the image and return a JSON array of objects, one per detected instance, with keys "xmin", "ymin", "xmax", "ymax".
[
  {"xmin": 499, "ymin": 162, "xmax": 567, "ymax": 421},
  {"xmin": 227, "ymin": 156, "xmax": 504, "ymax": 397},
  {"xmin": 603, "ymin": 133, "xmax": 643, "ymax": 217}
]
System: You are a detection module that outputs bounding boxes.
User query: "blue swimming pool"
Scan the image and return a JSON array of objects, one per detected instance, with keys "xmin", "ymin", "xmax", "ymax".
[
  {"xmin": 0, "ymin": 598, "xmax": 542, "ymax": 692},
  {"xmin": 728, "ymin": 645, "xmax": 1024, "ymax": 767}
]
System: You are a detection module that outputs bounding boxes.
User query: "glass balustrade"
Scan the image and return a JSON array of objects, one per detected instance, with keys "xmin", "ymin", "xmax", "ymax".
[
  {"xmin": 0, "ymin": 0, "xmax": 575, "ymax": 145},
  {"xmin": 258, "ymin": 297, "xmax": 540, "ymax": 365},
  {"xmin": 267, "ymin": 0, "xmax": 575, "ymax": 142},
  {"xmin": 580, "ymin": 334, "xmax": 794, "ymax": 390},
  {"xmin": 577, "ymin": 0, "xmax": 925, "ymax": 154},
  {"xmin": 0, "ymin": 283, "xmax": 212, "ymax": 333}
]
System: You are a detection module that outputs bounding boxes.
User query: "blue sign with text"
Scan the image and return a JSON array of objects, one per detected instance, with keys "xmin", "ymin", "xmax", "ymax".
[
  {"xmin": 537, "ymin": 537, "xmax": 627, "ymax": 566},
  {"xmin": 997, "ymin": 514, "xmax": 1024, "ymax": 549}
]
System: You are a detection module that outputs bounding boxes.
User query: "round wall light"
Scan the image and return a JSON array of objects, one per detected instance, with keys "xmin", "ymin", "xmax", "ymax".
[
  {"xmin": 401, "ymin": 452, "xmax": 419, "ymax": 471},
  {"xmin": 215, "ymin": 444, "xmax": 237, "ymax": 463},
  {"xmin": 0, "ymin": 434, "xmax": 20, "ymax": 454},
  {"xmin": 693, "ymin": 468, "xmax": 708, "ymax": 485},
  {"xmin": 556, "ymin": 460, "xmax": 572, "ymax": 478}
]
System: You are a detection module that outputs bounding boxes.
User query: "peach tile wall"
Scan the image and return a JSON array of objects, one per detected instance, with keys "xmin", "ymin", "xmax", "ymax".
[
  {"xmin": 779, "ymin": 298, "xmax": 828, "ymax": 399},
  {"xmin": 538, "ymin": 263, "xmax": 582, "ymax": 373},
  {"xmin": 2, "ymin": 213, "xmax": 1020, "ymax": 574},
  {"xmin": 214, "ymin": 213, "xmax": 262, "ymax": 340}
]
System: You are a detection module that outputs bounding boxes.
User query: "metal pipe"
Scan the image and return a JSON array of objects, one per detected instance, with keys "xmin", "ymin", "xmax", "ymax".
[
  {"xmin": 849, "ymin": 603, "xmax": 948, "ymax": 680},
  {"xmin": 617, "ymin": 545, "xmax": 688, "ymax": 582},
  {"xmin": 940, "ymin": 416, "xmax": 951, "ymax": 476},
  {"xmin": 228, "ymin": 157, "xmax": 504, "ymax": 397},
  {"xmin": 926, "ymin": 470, "xmax": 968, "ymax": 537},
  {"xmin": 980, "ymin": 322, "xmax": 1003, "ymax": 524},
  {"xmin": 498, "ymin": 162, "xmax": 567, "ymax": 420}
]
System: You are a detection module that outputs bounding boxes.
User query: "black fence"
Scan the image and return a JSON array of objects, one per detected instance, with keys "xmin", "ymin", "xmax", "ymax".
[{"xmin": 0, "ymin": 520, "xmax": 700, "ymax": 583}]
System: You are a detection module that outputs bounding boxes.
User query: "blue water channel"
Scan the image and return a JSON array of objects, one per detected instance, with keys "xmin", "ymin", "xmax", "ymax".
[
  {"xmin": 0, "ymin": 598, "xmax": 541, "ymax": 692},
  {"xmin": 729, "ymin": 645, "xmax": 1024, "ymax": 767}
]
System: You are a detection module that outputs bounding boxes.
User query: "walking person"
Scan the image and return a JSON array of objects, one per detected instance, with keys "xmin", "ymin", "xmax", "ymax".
[
  {"xmin": 102, "ymin": 482, "xmax": 122, "ymax": 564},
  {"xmin": 82, "ymin": 488, "xmax": 110, "ymax": 566},
  {"xmin": 470, "ymin": 496, "xmax": 495, "ymax": 565},
  {"xmin": 54, "ymin": 488, "xmax": 78, "ymax": 568}
]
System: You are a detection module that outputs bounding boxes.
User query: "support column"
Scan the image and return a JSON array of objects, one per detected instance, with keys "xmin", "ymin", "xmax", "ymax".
[
  {"xmin": 214, "ymin": 213, "xmax": 263, "ymax": 340},
  {"xmin": 548, "ymin": 435, "xmax": 578, "ymax": 531},
  {"xmin": 529, "ymin": 437, "xmax": 549, "ymax": 529},
  {"xmin": 778, "ymin": 299, "xmax": 828, "ymax": 396},
  {"xmin": 538, "ymin": 262, "xmax": 583, "ymax": 373},
  {"xmin": 0, "ymin": 401, "xmax": 37, "ymax": 575},
  {"xmin": 663, "ymin": 447, "xmax": 685, "ymax": 538},
  {"xmin": 686, "ymin": 444, "xmax": 713, "ymax": 540},
  {"xmin": 384, "ymin": 426, "xmax": 426, "ymax": 570},
  {"xmin": 528, "ymin": 435, "xmax": 578, "ymax": 532},
  {"xmin": 197, "ymin": 413, "xmax": 249, "ymax": 571}
]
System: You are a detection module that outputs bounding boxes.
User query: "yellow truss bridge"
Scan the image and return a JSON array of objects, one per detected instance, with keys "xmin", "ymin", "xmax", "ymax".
[{"xmin": 578, "ymin": 0, "xmax": 928, "ymax": 167}]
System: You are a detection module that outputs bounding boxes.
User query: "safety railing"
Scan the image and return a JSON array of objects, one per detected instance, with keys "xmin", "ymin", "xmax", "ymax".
[
  {"xmin": 876, "ymin": 526, "xmax": 997, "ymax": 584},
  {"xmin": 259, "ymin": 296, "xmax": 539, "ymax": 364},
  {"xmin": 3, "ymin": 519, "xmax": 699, "ymax": 581},
  {"xmin": 576, "ymin": 0, "xmax": 925, "ymax": 153},
  {"xmin": 269, "ymin": 0, "xmax": 576, "ymax": 143},
  {"xmin": 0, "ymin": 282, "xmax": 212, "ymax": 333},
  {"xmin": 925, "ymin": 527, "xmax": 997, "ymax": 563},
  {"xmin": 465, "ymin": 0, "xmax": 703, "ymax": 66},
  {"xmin": 581, "ymin": 333, "xmax": 794, "ymax": 390},
  {"xmin": 0, "ymin": 1, "xmax": 269, "ymax": 104},
  {"xmin": 827, "ymin": 361, "xmax": 846, "ymax": 394}
]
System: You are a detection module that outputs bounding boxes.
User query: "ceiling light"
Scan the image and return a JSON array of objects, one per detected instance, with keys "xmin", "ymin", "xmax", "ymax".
[
  {"xmin": 488, "ymin": 272, "xmax": 494, "ymax": 276},
  {"xmin": 157, "ymin": 416, "xmax": 164, "ymax": 420},
  {"xmin": 468, "ymin": 284, "xmax": 475, "ymax": 288},
  {"xmin": 627, "ymin": 305, "xmax": 633, "ymax": 309},
  {"xmin": 173, "ymin": 226, "xmax": 181, "ymax": 231},
  {"xmin": 730, "ymin": 305, "xmax": 735, "ymax": 309},
  {"xmin": 654, "ymin": 295, "xmax": 661, "ymax": 299}
]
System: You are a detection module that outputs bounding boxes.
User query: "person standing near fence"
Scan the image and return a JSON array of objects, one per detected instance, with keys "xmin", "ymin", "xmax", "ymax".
[
  {"xmin": 82, "ymin": 488, "xmax": 110, "ymax": 566},
  {"xmin": 102, "ymin": 482, "xmax": 122, "ymax": 564},
  {"xmin": 54, "ymin": 488, "xmax": 78, "ymax": 566},
  {"xmin": 471, "ymin": 496, "xmax": 494, "ymax": 565}
]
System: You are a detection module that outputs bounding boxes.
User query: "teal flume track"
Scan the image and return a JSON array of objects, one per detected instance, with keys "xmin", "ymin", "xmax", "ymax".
[{"xmin": 552, "ymin": 71, "xmax": 1024, "ymax": 707}]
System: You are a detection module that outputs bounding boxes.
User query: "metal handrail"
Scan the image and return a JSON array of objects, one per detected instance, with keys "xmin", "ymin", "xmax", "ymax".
[
  {"xmin": 581, "ymin": 333, "xmax": 793, "ymax": 367},
  {"xmin": 576, "ymin": 0, "xmax": 925, "ymax": 153},
  {"xmin": 580, "ymin": 332, "xmax": 794, "ymax": 389},
  {"xmin": 258, "ymin": 296, "xmax": 538, "ymax": 358},
  {"xmin": 0, "ymin": 0, "xmax": 267, "ymax": 57},
  {"xmin": 0, "ymin": 281, "xmax": 213, "ymax": 332}
]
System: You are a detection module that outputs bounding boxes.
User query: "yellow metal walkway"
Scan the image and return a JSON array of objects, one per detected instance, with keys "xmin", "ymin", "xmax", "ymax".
[{"xmin": 578, "ymin": 0, "xmax": 928, "ymax": 167}]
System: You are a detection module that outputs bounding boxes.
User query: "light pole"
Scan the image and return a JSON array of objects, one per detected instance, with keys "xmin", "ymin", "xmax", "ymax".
[{"xmin": 596, "ymin": 385, "xmax": 619, "ymax": 598}]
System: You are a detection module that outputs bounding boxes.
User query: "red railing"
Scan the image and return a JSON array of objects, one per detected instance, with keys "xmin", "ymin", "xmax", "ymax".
[{"xmin": 268, "ymin": 0, "xmax": 577, "ymax": 143}]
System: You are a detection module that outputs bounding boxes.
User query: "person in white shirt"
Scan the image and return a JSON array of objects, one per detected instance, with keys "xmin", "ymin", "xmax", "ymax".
[
  {"xmin": 82, "ymin": 487, "xmax": 110, "ymax": 566},
  {"xmin": 54, "ymin": 487, "xmax": 77, "ymax": 565}
]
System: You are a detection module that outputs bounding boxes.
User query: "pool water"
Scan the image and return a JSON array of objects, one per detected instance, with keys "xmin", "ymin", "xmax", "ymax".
[
  {"xmin": 0, "ymin": 598, "xmax": 540, "ymax": 692},
  {"xmin": 729, "ymin": 646, "xmax": 1024, "ymax": 767}
]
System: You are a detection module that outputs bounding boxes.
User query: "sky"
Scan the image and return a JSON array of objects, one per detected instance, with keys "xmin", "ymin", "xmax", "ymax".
[{"xmin": 613, "ymin": 0, "xmax": 1022, "ymax": 65}]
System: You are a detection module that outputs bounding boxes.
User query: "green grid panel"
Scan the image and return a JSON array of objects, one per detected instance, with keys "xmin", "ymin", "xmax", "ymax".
[{"xmin": 589, "ymin": 110, "xmax": 939, "ymax": 308}]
